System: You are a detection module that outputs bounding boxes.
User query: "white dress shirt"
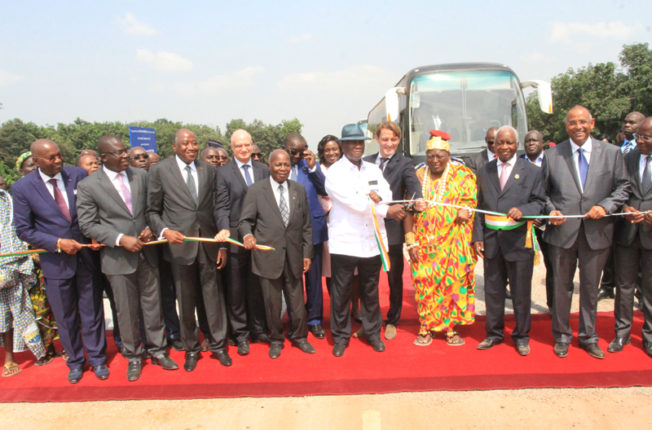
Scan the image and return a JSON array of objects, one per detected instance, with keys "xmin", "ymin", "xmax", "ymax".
[
  {"xmin": 522, "ymin": 152, "xmax": 544, "ymax": 167},
  {"xmin": 235, "ymin": 157, "xmax": 254, "ymax": 184},
  {"xmin": 325, "ymin": 156, "xmax": 391, "ymax": 258},
  {"xmin": 38, "ymin": 168, "xmax": 70, "ymax": 209},
  {"xmin": 270, "ymin": 177, "xmax": 290, "ymax": 218},
  {"xmin": 486, "ymin": 148, "xmax": 496, "ymax": 161},
  {"xmin": 175, "ymin": 155, "xmax": 199, "ymax": 197},
  {"xmin": 103, "ymin": 166, "xmax": 132, "ymax": 245},
  {"xmin": 496, "ymin": 153, "xmax": 518, "ymax": 182},
  {"xmin": 570, "ymin": 138, "xmax": 593, "ymax": 193}
]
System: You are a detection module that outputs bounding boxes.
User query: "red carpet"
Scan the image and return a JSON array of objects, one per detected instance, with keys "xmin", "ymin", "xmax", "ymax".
[{"xmin": 1, "ymin": 270, "xmax": 651, "ymax": 403}]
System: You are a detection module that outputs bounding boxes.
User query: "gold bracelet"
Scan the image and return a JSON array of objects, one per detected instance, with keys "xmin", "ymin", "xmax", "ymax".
[
  {"xmin": 405, "ymin": 232, "xmax": 416, "ymax": 245},
  {"xmin": 56, "ymin": 238, "xmax": 62, "ymax": 253}
]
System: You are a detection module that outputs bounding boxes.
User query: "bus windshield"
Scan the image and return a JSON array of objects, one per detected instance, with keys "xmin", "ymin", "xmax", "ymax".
[{"xmin": 408, "ymin": 69, "xmax": 527, "ymax": 156}]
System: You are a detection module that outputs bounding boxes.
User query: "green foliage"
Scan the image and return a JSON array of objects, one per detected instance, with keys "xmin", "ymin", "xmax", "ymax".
[{"xmin": 527, "ymin": 42, "xmax": 652, "ymax": 143}]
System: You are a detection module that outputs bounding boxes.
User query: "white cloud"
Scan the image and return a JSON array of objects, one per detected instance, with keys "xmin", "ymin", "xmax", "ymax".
[
  {"xmin": 288, "ymin": 33, "xmax": 312, "ymax": 44},
  {"xmin": 550, "ymin": 21, "xmax": 642, "ymax": 42},
  {"xmin": 0, "ymin": 69, "xmax": 23, "ymax": 85},
  {"xmin": 120, "ymin": 12, "xmax": 158, "ymax": 36},
  {"xmin": 136, "ymin": 49, "xmax": 194, "ymax": 71},
  {"xmin": 277, "ymin": 65, "xmax": 394, "ymax": 90},
  {"xmin": 174, "ymin": 66, "xmax": 265, "ymax": 95},
  {"xmin": 521, "ymin": 52, "xmax": 553, "ymax": 65}
]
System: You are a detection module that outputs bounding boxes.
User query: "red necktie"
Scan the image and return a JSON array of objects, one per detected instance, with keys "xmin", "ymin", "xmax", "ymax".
[{"xmin": 48, "ymin": 178, "xmax": 71, "ymax": 221}]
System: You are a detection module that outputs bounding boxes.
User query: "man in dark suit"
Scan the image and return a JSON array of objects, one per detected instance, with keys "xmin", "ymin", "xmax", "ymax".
[
  {"xmin": 239, "ymin": 150, "xmax": 315, "ymax": 358},
  {"xmin": 466, "ymin": 127, "xmax": 498, "ymax": 174},
  {"xmin": 216, "ymin": 129, "xmax": 270, "ymax": 354},
  {"xmin": 542, "ymin": 105, "xmax": 630, "ymax": 359},
  {"xmin": 12, "ymin": 139, "xmax": 107, "ymax": 384},
  {"xmin": 473, "ymin": 126, "xmax": 546, "ymax": 356},
  {"xmin": 77, "ymin": 135, "xmax": 178, "ymax": 381},
  {"xmin": 609, "ymin": 117, "xmax": 652, "ymax": 357},
  {"xmin": 147, "ymin": 129, "xmax": 232, "ymax": 371},
  {"xmin": 363, "ymin": 121, "xmax": 422, "ymax": 340},
  {"xmin": 284, "ymin": 133, "xmax": 328, "ymax": 339}
]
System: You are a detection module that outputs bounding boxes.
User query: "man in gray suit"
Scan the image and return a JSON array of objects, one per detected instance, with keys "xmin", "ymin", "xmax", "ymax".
[
  {"xmin": 147, "ymin": 129, "xmax": 232, "ymax": 371},
  {"xmin": 239, "ymin": 150, "xmax": 315, "ymax": 359},
  {"xmin": 466, "ymin": 127, "xmax": 498, "ymax": 174},
  {"xmin": 77, "ymin": 135, "xmax": 178, "ymax": 381},
  {"xmin": 610, "ymin": 117, "xmax": 652, "ymax": 357},
  {"xmin": 542, "ymin": 105, "xmax": 630, "ymax": 359}
]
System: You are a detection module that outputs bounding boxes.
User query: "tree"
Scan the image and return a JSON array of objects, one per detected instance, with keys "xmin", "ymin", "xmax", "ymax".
[{"xmin": 224, "ymin": 118, "xmax": 302, "ymax": 156}]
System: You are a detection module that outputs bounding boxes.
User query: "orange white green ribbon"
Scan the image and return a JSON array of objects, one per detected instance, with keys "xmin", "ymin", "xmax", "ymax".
[
  {"xmin": 146, "ymin": 236, "xmax": 275, "ymax": 251},
  {"xmin": 370, "ymin": 201, "xmax": 391, "ymax": 272},
  {"xmin": 484, "ymin": 214, "xmax": 540, "ymax": 264}
]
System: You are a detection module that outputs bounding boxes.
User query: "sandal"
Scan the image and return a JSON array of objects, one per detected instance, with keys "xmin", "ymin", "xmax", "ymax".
[
  {"xmin": 413, "ymin": 332, "xmax": 432, "ymax": 346},
  {"xmin": 2, "ymin": 361, "xmax": 21, "ymax": 377},
  {"xmin": 446, "ymin": 331, "xmax": 465, "ymax": 346},
  {"xmin": 34, "ymin": 354, "xmax": 54, "ymax": 366}
]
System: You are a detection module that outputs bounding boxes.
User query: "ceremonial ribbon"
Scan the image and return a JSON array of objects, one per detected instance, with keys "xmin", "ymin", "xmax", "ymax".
[
  {"xmin": 370, "ymin": 200, "xmax": 391, "ymax": 272},
  {"xmin": 484, "ymin": 214, "xmax": 540, "ymax": 264}
]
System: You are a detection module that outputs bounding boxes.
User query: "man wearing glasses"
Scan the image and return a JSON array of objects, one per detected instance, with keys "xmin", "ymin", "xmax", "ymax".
[
  {"xmin": 128, "ymin": 147, "xmax": 150, "ymax": 171},
  {"xmin": 467, "ymin": 127, "xmax": 498, "ymax": 174}
]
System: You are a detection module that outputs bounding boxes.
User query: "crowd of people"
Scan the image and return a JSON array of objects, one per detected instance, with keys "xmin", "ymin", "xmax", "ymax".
[{"xmin": 1, "ymin": 105, "xmax": 650, "ymax": 384}]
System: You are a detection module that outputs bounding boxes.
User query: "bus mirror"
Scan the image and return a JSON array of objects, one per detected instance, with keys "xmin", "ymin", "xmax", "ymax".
[
  {"xmin": 385, "ymin": 87, "xmax": 404, "ymax": 122},
  {"xmin": 521, "ymin": 80, "xmax": 553, "ymax": 114}
]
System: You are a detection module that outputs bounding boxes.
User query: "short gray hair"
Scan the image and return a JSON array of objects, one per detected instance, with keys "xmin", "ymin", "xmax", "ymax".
[{"xmin": 495, "ymin": 125, "xmax": 518, "ymax": 143}]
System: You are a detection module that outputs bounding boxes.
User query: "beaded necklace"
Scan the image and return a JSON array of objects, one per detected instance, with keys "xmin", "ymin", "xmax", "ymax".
[{"xmin": 421, "ymin": 162, "xmax": 450, "ymax": 204}]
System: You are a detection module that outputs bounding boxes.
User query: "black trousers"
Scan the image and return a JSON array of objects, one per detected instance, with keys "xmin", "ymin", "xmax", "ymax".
[
  {"xmin": 225, "ymin": 249, "xmax": 267, "ymax": 341},
  {"xmin": 330, "ymin": 254, "xmax": 382, "ymax": 345},
  {"xmin": 385, "ymin": 244, "xmax": 405, "ymax": 326},
  {"xmin": 535, "ymin": 228, "xmax": 554, "ymax": 309}
]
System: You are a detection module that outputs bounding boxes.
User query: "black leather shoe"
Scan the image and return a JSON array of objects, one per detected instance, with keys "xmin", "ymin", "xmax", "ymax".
[
  {"xmin": 251, "ymin": 333, "xmax": 271, "ymax": 344},
  {"xmin": 152, "ymin": 353, "xmax": 179, "ymax": 370},
  {"xmin": 477, "ymin": 338, "xmax": 504, "ymax": 350},
  {"xmin": 644, "ymin": 342, "xmax": 652, "ymax": 358},
  {"xmin": 237, "ymin": 340, "xmax": 250, "ymax": 356},
  {"xmin": 293, "ymin": 339, "xmax": 316, "ymax": 354},
  {"xmin": 332, "ymin": 343, "xmax": 346, "ymax": 357},
  {"xmin": 608, "ymin": 336, "xmax": 630, "ymax": 353},
  {"xmin": 515, "ymin": 343, "xmax": 530, "ymax": 356},
  {"xmin": 580, "ymin": 343, "xmax": 605, "ymax": 359},
  {"xmin": 308, "ymin": 324, "xmax": 326, "ymax": 339},
  {"xmin": 184, "ymin": 352, "xmax": 200, "ymax": 372},
  {"xmin": 369, "ymin": 338, "xmax": 385, "ymax": 352},
  {"xmin": 126, "ymin": 361, "xmax": 142, "ymax": 382},
  {"xmin": 68, "ymin": 367, "xmax": 83, "ymax": 384},
  {"xmin": 93, "ymin": 364, "xmax": 110, "ymax": 380},
  {"xmin": 169, "ymin": 339, "xmax": 184, "ymax": 351},
  {"xmin": 212, "ymin": 350, "xmax": 232, "ymax": 367},
  {"xmin": 554, "ymin": 342, "xmax": 569, "ymax": 358},
  {"xmin": 269, "ymin": 343, "xmax": 283, "ymax": 359},
  {"xmin": 597, "ymin": 287, "xmax": 615, "ymax": 301}
]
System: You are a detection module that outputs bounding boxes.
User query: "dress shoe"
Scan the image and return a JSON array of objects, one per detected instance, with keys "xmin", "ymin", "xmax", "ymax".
[
  {"xmin": 237, "ymin": 339, "xmax": 250, "ymax": 356},
  {"xmin": 152, "ymin": 353, "xmax": 179, "ymax": 370},
  {"xmin": 597, "ymin": 287, "xmax": 615, "ymax": 301},
  {"xmin": 332, "ymin": 343, "xmax": 347, "ymax": 357},
  {"xmin": 269, "ymin": 343, "xmax": 283, "ymax": 359},
  {"xmin": 477, "ymin": 338, "xmax": 504, "ymax": 350},
  {"xmin": 212, "ymin": 350, "xmax": 232, "ymax": 367},
  {"xmin": 67, "ymin": 367, "xmax": 83, "ymax": 384},
  {"xmin": 34, "ymin": 354, "xmax": 54, "ymax": 366},
  {"xmin": 644, "ymin": 342, "xmax": 652, "ymax": 358},
  {"xmin": 184, "ymin": 352, "xmax": 200, "ymax": 372},
  {"xmin": 169, "ymin": 339, "xmax": 184, "ymax": 351},
  {"xmin": 251, "ymin": 333, "xmax": 271, "ymax": 344},
  {"xmin": 384, "ymin": 324, "xmax": 397, "ymax": 340},
  {"xmin": 515, "ymin": 343, "xmax": 530, "ymax": 356},
  {"xmin": 293, "ymin": 339, "xmax": 316, "ymax": 354},
  {"xmin": 554, "ymin": 342, "xmax": 569, "ymax": 358},
  {"xmin": 93, "ymin": 364, "xmax": 110, "ymax": 380},
  {"xmin": 608, "ymin": 336, "xmax": 631, "ymax": 353},
  {"xmin": 580, "ymin": 343, "xmax": 605, "ymax": 359},
  {"xmin": 308, "ymin": 324, "xmax": 326, "ymax": 339},
  {"xmin": 369, "ymin": 338, "xmax": 386, "ymax": 352},
  {"xmin": 126, "ymin": 361, "xmax": 142, "ymax": 382}
]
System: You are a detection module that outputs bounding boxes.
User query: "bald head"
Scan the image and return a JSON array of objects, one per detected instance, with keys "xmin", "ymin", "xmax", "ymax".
[
  {"xmin": 31, "ymin": 139, "xmax": 63, "ymax": 177},
  {"xmin": 485, "ymin": 127, "xmax": 498, "ymax": 151},
  {"xmin": 77, "ymin": 154, "xmax": 100, "ymax": 174},
  {"xmin": 269, "ymin": 149, "xmax": 291, "ymax": 184},
  {"xmin": 98, "ymin": 135, "xmax": 122, "ymax": 154},
  {"xmin": 230, "ymin": 129, "xmax": 253, "ymax": 163},
  {"xmin": 623, "ymin": 111, "xmax": 646, "ymax": 138}
]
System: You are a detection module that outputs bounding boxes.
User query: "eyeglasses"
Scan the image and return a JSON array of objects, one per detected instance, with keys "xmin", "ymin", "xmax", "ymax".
[
  {"xmin": 132, "ymin": 153, "xmax": 149, "ymax": 160},
  {"xmin": 104, "ymin": 149, "xmax": 128, "ymax": 158},
  {"xmin": 252, "ymin": 153, "xmax": 262, "ymax": 158},
  {"xmin": 288, "ymin": 149, "xmax": 305, "ymax": 157},
  {"xmin": 635, "ymin": 133, "xmax": 652, "ymax": 142}
]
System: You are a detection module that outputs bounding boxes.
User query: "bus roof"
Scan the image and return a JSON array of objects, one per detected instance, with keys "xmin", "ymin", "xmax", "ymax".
[{"xmin": 394, "ymin": 62, "xmax": 518, "ymax": 86}]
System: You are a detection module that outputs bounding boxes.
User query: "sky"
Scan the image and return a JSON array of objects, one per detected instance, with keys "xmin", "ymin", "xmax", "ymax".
[{"xmin": 1, "ymin": 0, "xmax": 650, "ymax": 148}]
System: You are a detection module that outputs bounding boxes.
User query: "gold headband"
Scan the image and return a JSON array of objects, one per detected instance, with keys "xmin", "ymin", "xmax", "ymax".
[{"xmin": 426, "ymin": 136, "xmax": 450, "ymax": 152}]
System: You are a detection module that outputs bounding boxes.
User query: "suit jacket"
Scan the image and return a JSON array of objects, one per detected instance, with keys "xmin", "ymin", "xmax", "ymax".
[
  {"xmin": 294, "ymin": 158, "xmax": 327, "ymax": 245},
  {"xmin": 363, "ymin": 152, "xmax": 422, "ymax": 245},
  {"xmin": 542, "ymin": 138, "xmax": 630, "ymax": 250},
  {"xmin": 615, "ymin": 148, "xmax": 652, "ymax": 249},
  {"xmin": 238, "ymin": 179, "xmax": 313, "ymax": 280},
  {"xmin": 216, "ymin": 159, "xmax": 269, "ymax": 253},
  {"xmin": 466, "ymin": 149, "xmax": 490, "ymax": 174},
  {"xmin": 12, "ymin": 166, "xmax": 94, "ymax": 280},
  {"xmin": 472, "ymin": 158, "xmax": 546, "ymax": 261},
  {"xmin": 76, "ymin": 166, "xmax": 158, "ymax": 275},
  {"xmin": 147, "ymin": 156, "xmax": 220, "ymax": 265}
]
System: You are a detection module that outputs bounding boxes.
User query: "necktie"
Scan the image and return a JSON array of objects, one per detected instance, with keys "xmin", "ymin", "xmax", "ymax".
[
  {"xmin": 642, "ymin": 155, "xmax": 651, "ymax": 194},
  {"xmin": 622, "ymin": 140, "xmax": 635, "ymax": 154},
  {"xmin": 577, "ymin": 147, "xmax": 589, "ymax": 189},
  {"xmin": 379, "ymin": 157, "xmax": 389, "ymax": 171},
  {"xmin": 278, "ymin": 184, "xmax": 289, "ymax": 227},
  {"xmin": 185, "ymin": 165, "xmax": 198, "ymax": 204},
  {"xmin": 242, "ymin": 164, "xmax": 253, "ymax": 186},
  {"xmin": 48, "ymin": 178, "xmax": 71, "ymax": 222},
  {"xmin": 499, "ymin": 162, "xmax": 510, "ymax": 190},
  {"xmin": 290, "ymin": 165, "xmax": 298, "ymax": 181},
  {"xmin": 117, "ymin": 172, "xmax": 133, "ymax": 214}
]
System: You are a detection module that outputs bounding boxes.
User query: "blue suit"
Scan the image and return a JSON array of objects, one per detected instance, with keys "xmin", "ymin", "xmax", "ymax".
[
  {"xmin": 294, "ymin": 159, "xmax": 327, "ymax": 324},
  {"xmin": 12, "ymin": 166, "xmax": 106, "ymax": 370}
]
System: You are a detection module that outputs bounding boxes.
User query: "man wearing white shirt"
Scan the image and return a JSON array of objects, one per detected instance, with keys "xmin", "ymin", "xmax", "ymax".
[{"xmin": 326, "ymin": 124, "xmax": 392, "ymax": 357}]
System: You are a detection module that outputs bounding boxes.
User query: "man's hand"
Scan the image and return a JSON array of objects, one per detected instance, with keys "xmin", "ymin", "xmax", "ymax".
[
  {"xmin": 58, "ymin": 238, "xmax": 83, "ymax": 255},
  {"xmin": 243, "ymin": 234, "xmax": 256, "ymax": 250},
  {"xmin": 304, "ymin": 150, "xmax": 316, "ymax": 169},
  {"xmin": 644, "ymin": 211, "xmax": 652, "ymax": 226},
  {"xmin": 138, "ymin": 227, "xmax": 154, "ymax": 243},
  {"xmin": 387, "ymin": 204, "xmax": 407, "ymax": 221},
  {"xmin": 303, "ymin": 258, "xmax": 311, "ymax": 273},
  {"xmin": 455, "ymin": 208, "xmax": 471, "ymax": 224},
  {"xmin": 506, "ymin": 207, "xmax": 523, "ymax": 221},
  {"xmin": 214, "ymin": 229, "xmax": 230, "ymax": 241},
  {"xmin": 408, "ymin": 246, "xmax": 419, "ymax": 262},
  {"xmin": 623, "ymin": 206, "xmax": 644, "ymax": 224},
  {"xmin": 414, "ymin": 199, "xmax": 427, "ymax": 212},
  {"xmin": 368, "ymin": 190, "xmax": 382, "ymax": 203},
  {"xmin": 533, "ymin": 218, "xmax": 544, "ymax": 228},
  {"xmin": 549, "ymin": 210, "xmax": 566, "ymax": 226},
  {"xmin": 473, "ymin": 241, "xmax": 485, "ymax": 259},
  {"xmin": 216, "ymin": 248, "xmax": 228, "ymax": 269},
  {"xmin": 585, "ymin": 205, "xmax": 607, "ymax": 220},
  {"xmin": 119, "ymin": 235, "xmax": 144, "ymax": 253},
  {"xmin": 88, "ymin": 239, "xmax": 104, "ymax": 251},
  {"xmin": 163, "ymin": 229, "xmax": 185, "ymax": 244}
]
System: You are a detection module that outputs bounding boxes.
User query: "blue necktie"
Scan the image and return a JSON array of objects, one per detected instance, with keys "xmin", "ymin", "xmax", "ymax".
[
  {"xmin": 290, "ymin": 165, "xmax": 298, "ymax": 181},
  {"xmin": 577, "ymin": 147, "xmax": 589, "ymax": 189},
  {"xmin": 242, "ymin": 164, "xmax": 253, "ymax": 187}
]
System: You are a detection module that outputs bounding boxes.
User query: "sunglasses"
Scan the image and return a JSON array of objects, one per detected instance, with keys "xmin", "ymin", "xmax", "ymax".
[
  {"xmin": 289, "ymin": 149, "xmax": 305, "ymax": 157},
  {"xmin": 132, "ymin": 153, "xmax": 149, "ymax": 160},
  {"xmin": 252, "ymin": 153, "xmax": 262, "ymax": 158}
]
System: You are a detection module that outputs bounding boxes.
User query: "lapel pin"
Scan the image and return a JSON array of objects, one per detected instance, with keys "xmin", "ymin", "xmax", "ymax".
[{"xmin": 514, "ymin": 174, "xmax": 520, "ymax": 180}]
